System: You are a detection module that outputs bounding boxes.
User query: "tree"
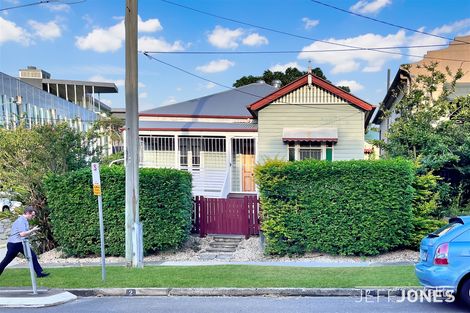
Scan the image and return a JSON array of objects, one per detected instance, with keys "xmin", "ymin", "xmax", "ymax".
[
  {"xmin": 233, "ymin": 67, "xmax": 351, "ymax": 92},
  {"xmin": 378, "ymin": 62, "xmax": 470, "ymax": 212},
  {"xmin": 0, "ymin": 122, "xmax": 101, "ymax": 251},
  {"xmin": 86, "ymin": 115, "xmax": 125, "ymax": 156}
]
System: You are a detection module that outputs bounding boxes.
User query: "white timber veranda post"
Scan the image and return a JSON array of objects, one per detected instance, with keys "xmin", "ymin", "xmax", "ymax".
[{"xmin": 125, "ymin": 0, "xmax": 143, "ymax": 268}]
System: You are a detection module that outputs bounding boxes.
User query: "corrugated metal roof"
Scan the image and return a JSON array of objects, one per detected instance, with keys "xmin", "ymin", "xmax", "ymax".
[
  {"xmin": 140, "ymin": 83, "xmax": 277, "ymax": 117},
  {"xmin": 139, "ymin": 120, "xmax": 257, "ymax": 131}
]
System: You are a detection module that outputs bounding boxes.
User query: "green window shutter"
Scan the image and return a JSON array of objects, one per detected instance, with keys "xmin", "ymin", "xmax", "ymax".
[{"xmin": 326, "ymin": 147, "xmax": 333, "ymax": 161}]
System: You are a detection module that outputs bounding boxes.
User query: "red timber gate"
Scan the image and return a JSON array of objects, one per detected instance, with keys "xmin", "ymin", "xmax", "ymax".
[{"xmin": 192, "ymin": 196, "xmax": 261, "ymax": 238}]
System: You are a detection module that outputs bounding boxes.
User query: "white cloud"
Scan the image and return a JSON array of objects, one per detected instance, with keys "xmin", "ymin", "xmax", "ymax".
[
  {"xmin": 302, "ymin": 17, "xmax": 319, "ymax": 30},
  {"xmin": 28, "ymin": 20, "xmax": 62, "ymax": 40},
  {"xmin": 75, "ymin": 20, "xmax": 124, "ymax": 52},
  {"xmin": 298, "ymin": 30, "xmax": 406, "ymax": 73},
  {"xmin": 139, "ymin": 92, "xmax": 148, "ymax": 99},
  {"xmin": 0, "ymin": 17, "xmax": 31, "ymax": 46},
  {"xmin": 43, "ymin": 3, "xmax": 71, "ymax": 12},
  {"xmin": 269, "ymin": 62, "xmax": 302, "ymax": 72},
  {"xmin": 138, "ymin": 36, "xmax": 184, "ymax": 52},
  {"xmin": 242, "ymin": 33, "xmax": 268, "ymax": 46},
  {"xmin": 335, "ymin": 80, "xmax": 364, "ymax": 92},
  {"xmin": 196, "ymin": 59, "xmax": 235, "ymax": 73},
  {"xmin": 138, "ymin": 16, "xmax": 162, "ymax": 32},
  {"xmin": 208, "ymin": 25, "xmax": 244, "ymax": 48},
  {"xmin": 350, "ymin": 0, "xmax": 391, "ymax": 14},
  {"xmin": 75, "ymin": 16, "xmax": 164, "ymax": 53}
]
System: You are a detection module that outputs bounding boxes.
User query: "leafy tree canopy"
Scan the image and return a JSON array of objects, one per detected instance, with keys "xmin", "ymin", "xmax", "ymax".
[
  {"xmin": 0, "ymin": 122, "xmax": 104, "ymax": 251},
  {"xmin": 233, "ymin": 67, "xmax": 351, "ymax": 92},
  {"xmin": 377, "ymin": 62, "xmax": 470, "ymax": 212}
]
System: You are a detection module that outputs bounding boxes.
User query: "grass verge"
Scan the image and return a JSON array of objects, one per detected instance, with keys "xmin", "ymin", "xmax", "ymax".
[{"xmin": 0, "ymin": 265, "xmax": 419, "ymax": 289}]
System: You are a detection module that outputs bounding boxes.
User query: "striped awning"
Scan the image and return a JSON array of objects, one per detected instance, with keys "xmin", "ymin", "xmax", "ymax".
[{"xmin": 282, "ymin": 128, "xmax": 338, "ymax": 142}]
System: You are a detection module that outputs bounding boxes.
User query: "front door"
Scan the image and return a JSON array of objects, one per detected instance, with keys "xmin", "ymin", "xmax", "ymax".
[{"xmin": 241, "ymin": 154, "xmax": 255, "ymax": 192}]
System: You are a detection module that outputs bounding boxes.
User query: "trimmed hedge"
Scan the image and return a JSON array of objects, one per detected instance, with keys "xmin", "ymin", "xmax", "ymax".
[
  {"xmin": 44, "ymin": 166, "xmax": 192, "ymax": 257},
  {"xmin": 255, "ymin": 159, "xmax": 415, "ymax": 256}
]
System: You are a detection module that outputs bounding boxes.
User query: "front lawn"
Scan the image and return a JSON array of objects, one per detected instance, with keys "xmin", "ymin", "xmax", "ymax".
[{"xmin": 0, "ymin": 265, "xmax": 419, "ymax": 288}]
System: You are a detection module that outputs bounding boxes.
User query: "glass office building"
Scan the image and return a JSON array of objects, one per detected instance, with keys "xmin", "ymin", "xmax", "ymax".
[{"xmin": 0, "ymin": 71, "xmax": 109, "ymax": 131}]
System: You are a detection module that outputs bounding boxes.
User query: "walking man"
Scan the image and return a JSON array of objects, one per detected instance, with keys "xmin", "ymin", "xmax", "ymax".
[{"xmin": 0, "ymin": 206, "xmax": 49, "ymax": 277}]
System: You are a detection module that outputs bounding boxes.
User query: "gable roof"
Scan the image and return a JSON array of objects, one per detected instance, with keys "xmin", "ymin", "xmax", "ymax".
[
  {"xmin": 248, "ymin": 74, "xmax": 375, "ymax": 114},
  {"xmin": 372, "ymin": 67, "xmax": 410, "ymax": 124},
  {"xmin": 140, "ymin": 82, "xmax": 277, "ymax": 119}
]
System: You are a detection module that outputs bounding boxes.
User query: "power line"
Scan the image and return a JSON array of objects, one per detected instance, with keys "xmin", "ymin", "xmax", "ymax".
[
  {"xmin": 141, "ymin": 46, "xmax": 470, "ymax": 63},
  {"xmin": 310, "ymin": 0, "xmax": 470, "ymax": 45},
  {"xmin": 142, "ymin": 52, "xmax": 371, "ymax": 112},
  {"xmin": 0, "ymin": 0, "xmax": 85, "ymax": 12},
  {"xmin": 159, "ymin": 0, "xmax": 469, "ymax": 62},
  {"xmin": 140, "ymin": 42, "xmax": 464, "ymax": 55}
]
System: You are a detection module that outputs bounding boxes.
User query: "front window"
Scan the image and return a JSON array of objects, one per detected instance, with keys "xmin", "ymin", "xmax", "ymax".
[{"xmin": 288, "ymin": 142, "xmax": 333, "ymax": 161}]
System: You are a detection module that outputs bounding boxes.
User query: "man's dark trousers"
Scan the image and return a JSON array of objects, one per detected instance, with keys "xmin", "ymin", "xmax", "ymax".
[{"xmin": 0, "ymin": 242, "xmax": 43, "ymax": 275}]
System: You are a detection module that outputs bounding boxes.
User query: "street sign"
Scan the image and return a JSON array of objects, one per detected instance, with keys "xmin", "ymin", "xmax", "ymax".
[
  {"xmin": 93, "ymin": 184, "xmax": 101, "ymax": 196},
  {"xmin": 91, "ymin": 163, "xmax": 106, "ymax": 281},
  {"xmin": 92, "ymin": 163, "xmax": 102, "ymax": 196}
]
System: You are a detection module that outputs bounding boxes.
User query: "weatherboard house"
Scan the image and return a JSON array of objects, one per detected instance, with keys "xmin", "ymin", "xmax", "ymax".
[{"xmin": 133, "ymin": 73, "xmax": 375, "ymax": 198}]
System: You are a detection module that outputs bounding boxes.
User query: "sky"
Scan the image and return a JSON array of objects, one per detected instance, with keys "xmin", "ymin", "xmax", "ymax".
[{"xmin": 1, "ymin": 0, "xmax": 470, "ymax": 111}]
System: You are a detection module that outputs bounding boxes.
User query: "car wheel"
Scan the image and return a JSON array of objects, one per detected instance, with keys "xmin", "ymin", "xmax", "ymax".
[
  {"xmin": 1, "ymin": 206, "xmax": 9, "ymax": 212},
  {"xmin": 459, "ymin": 278, "xmax": 470, "ymax": 306}
]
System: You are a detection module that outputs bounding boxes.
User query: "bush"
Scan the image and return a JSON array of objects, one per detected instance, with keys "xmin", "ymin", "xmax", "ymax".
[
  {"xmin": 44, "ymin": 166, "xmax": 192, "ymax": 257},
  {"xmin": 409, "ymin": 171, "xmax": 446, "ymax": 248},
  {"xmin": 255, "ymin": 159, "xmax": 415, "ymax": 256}
]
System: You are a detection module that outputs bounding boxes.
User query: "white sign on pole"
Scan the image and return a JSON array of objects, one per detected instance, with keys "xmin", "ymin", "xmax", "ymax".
[
  {"xmin": 91, "ymin": 163, "xmax": 106, "ymax": 281},
  {"xmin": 92, "ymin": 163, "xmax": 102, "ymax": 196}
]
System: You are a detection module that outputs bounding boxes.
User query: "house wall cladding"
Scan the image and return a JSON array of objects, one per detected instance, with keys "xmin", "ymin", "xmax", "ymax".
[{"xmin": 258, "ymin": 103, "xmax": 365, "ymax": 161}]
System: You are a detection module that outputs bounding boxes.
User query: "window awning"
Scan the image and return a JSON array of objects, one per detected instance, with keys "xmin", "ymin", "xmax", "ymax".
[{"xmin": 282, "ymin": 128, "xmax": 338, "ymax": 142}]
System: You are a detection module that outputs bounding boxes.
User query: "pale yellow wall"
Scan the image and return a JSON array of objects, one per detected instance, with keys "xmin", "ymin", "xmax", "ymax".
[{"xmin": 258, "ymin": 103, "xmax": 365, "ymax": 162}]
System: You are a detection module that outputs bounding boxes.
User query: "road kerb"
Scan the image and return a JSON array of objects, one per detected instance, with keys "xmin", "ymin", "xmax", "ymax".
[{"xmin": 66, "ymin": 287, "xmax": 423, "ymax": 298}]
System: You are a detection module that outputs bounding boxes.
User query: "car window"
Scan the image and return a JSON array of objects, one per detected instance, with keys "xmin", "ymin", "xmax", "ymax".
[
  {"xmin": 429, "ymin": 222, "xmax": 462, "ymax": 238},
  {"xmin": 452, "ymin": 229, "xmax": 470, "ymax": 242}
]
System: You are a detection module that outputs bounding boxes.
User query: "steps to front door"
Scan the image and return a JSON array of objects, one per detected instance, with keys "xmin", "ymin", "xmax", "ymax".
[{"xmin": 198, "ymin": 235, "xmax": 244, "ymax": 260}]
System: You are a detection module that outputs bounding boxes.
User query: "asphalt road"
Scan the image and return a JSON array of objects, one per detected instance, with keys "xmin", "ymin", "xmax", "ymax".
[{"xmin": 2, "ymin": 296, "xmax": 469, "ymax": 313}]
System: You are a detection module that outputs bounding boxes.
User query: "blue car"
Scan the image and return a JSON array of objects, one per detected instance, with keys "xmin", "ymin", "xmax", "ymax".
[{"xmin": 415, "ymin": 216, "xmax": 470, "ymax": 305}]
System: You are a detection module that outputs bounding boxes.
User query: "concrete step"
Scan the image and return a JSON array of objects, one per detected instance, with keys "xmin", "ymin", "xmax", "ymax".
[
  {"xmin": 209, "ymin": 242, "xmax": 239, "ymax": 249},
  {"xmin": 205, "ymin": 247, "xmax": 237, "ymax": 253},
  {"xmin": 210, "ymin": 234, "xmax": 244, "ymax": 239},
  {"xmin": 212, "ymin": 237, "xmax": 243, "ymax": 243}
]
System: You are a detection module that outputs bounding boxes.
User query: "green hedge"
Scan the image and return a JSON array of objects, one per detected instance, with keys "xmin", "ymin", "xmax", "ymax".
[
  {"xmin": 44, "ymin": 166, "xmax": 192, "ymax": 257},
  {"xmin": 255, "ymin": 159, "xmax": 415, "ymax": 256}
]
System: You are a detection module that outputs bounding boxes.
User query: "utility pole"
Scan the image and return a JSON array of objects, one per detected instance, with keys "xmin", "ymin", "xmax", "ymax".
[{"xmin": 125, "ymin": 0, "xmax": 143, "ymax": 268}]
